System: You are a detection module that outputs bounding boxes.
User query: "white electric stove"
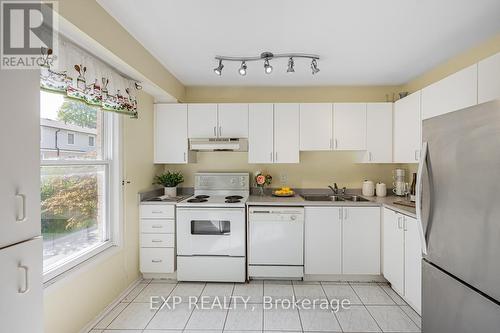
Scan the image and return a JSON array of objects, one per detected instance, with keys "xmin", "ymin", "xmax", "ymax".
[{"xmin": 176, "ymin": 173, "xmax": 249, "ymax": 282}]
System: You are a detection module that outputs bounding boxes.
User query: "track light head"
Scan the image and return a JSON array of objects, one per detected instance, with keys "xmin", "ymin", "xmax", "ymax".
[
  {"xmin": 239, "ymin": 61, "xmax": 247, "ymax": 76},
  {"xmin": 287, "ymin": 57, "xmax": 295, "ymax": 73},
  {"xmin": 264, "ymin": 59, "xmax": 273, "ymax": 74},
  {"xmin": 214, "ymin": 59, "xmax": 224, "ymax": 76},
  {"xmin": 311, "ymin": 59, "xmax": 320, "ymax": 74}
]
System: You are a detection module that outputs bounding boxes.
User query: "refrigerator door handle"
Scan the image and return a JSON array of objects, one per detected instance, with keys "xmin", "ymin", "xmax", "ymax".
[
  {"xmin": 416, "ymin": 141, "xmax": 429, "ymax": 255},
  {"xmin": 18, "ymin": 264, "xmax": 29, "ymax": 294}
]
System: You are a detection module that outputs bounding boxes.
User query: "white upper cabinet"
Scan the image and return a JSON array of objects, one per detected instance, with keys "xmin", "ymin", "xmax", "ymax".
[
  {"xmin": 299, "ymin": 103, "xmax": 332, "ymax": 151},
  {"xmin": 394, "ymin": 91, "xmax": 422, "ymax": 163},
  {"xmin": 421, "ymin": 64, "xmax": 478, "ymax": 120},
  {"xmin": 333, "ymin": 103, "xmax": 367, "ymax": 150},
  {"xmin": 383, "ymin": 208, "xmax": 405, "ymax": 295},
  {"xmin": 248, "ymin": 104, "xmax": 274, "ymax": 163},
  {"xmin": 216, "ymin": 103, "xmax": 248, "ymax": 138},
  {"xmin": 188, "ymin": 103, "xmax": 218, "ymax": 138},
  {"xmin": 478, "ymin": 52, "xmax": 500, "ymax": 104},
  {"xmin": 154, "ymin": 104, "xmax": 194, "ymax": 164},
  {"xmin": 364, "ymin": 103, "xmax": 393, "ymax": 163},
  {"xmin": 274, "ymin": 104, "xmax": 300, "ymax": 163}
]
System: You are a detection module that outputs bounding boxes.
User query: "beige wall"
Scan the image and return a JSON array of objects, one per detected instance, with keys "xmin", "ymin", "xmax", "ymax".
[{"xmin": 43, "ymin": 91, "xmax": 160, "ymax": 333}]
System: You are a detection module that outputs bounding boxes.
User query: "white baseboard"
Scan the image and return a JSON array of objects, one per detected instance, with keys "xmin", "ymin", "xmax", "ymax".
[
  {"xmin": 78, "ymin": 277, "xmax": 142, "ymax": 333},
  {"xmin": 304, "ymin": 274, "xmax": 387, "ymax": 282}
]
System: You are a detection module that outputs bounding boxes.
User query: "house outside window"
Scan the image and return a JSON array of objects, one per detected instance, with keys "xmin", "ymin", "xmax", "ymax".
[
  {"xmin": 67, "ymin": 132, "xmax": 75, "ymax": 144},
  {"xmin": 89, "ymin": 135, "xmax": 95, "ymax": 147}
]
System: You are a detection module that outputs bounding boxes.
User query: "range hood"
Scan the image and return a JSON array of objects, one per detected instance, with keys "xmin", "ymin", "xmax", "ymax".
[{"xmin": 189, "ymin": 138, "xmax": 248, "ymax": 152}]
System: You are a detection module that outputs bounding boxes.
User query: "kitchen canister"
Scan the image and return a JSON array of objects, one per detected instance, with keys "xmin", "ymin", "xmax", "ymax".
[
  {"xmin": 376, "ymin": 182, "xmax": 387, "ymax": 197},
  {"xmin": 362, "ymin": 180, "xmax": 375, "ymax": 196}
]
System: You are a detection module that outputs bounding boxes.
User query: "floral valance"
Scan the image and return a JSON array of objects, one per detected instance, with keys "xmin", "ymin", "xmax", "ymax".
[{"xmin": 39, "ymin": 36, "xmax": 138, "ymax": 118}]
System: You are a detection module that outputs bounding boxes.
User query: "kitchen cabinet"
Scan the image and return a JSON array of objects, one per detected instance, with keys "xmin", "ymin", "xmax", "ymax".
[
  {"xmin": 364, "ymin": 103, "xmax": 393, "ymax": 163},
  {"xmin": 217, "ymin": 103, "xmax": 248, "ymax": 138},
  {"xmin": 383, "ymin": 208, "xmax": 404, "ymax": 295},
  {"xmin": 299, "ymin": 103, "xmax": 332, "ymax": 151},
  {"xmin": 154, "ymin": 104, "xmax": 194, "ymax": 164},
  {"xmin": 274, "ymin": 104, "xmax": 300, "ymax": 163},
  {"xmin": 248, "ymin": 104, "xmax": 274, "ymax": 163},
  {"xmin": 333, "ymin": 103, "xmax": 367, "ymax": 150},
  {"xmin": 304, "ymin": 207, "xmax": 342, "ymax": 275},
  {"xmin": 421, "ymin": 64, "xmax": 478, "ymax": 120},
  {"xmin": 188, "ymin": 103, "xmax": 218, "ymax": 138},
  {"xmin": 342, "ymin": 206, "xmax": 380, "ymax": 275},
  {"xmin": 478, "ymin": 52, "xmax": 500, "ymax": 104},
  {"xmin": 304, "ymin": 206, "xmax": 380, "ymax": 276},
  {"xmin": 404, "ymin": 215, "xmax": 422, "ymax": 314},
  {"xmin": 394, "ymin": 91, "xmax": 422, "ymax": 163}
]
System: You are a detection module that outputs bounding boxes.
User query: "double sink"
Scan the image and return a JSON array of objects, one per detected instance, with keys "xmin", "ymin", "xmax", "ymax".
[{"xmin": 300, "ymin": 194, "xmax": 370, "ymax": 202}]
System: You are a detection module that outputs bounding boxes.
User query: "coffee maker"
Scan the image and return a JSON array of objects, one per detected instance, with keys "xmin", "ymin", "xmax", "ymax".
[{"xmin": 392, "ymin": 168, "xmax": 407, "ymax": 196}]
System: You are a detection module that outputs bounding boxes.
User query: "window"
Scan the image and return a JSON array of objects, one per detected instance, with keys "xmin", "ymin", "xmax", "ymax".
[{"xmin": 40, "ymin": 90, "xmax": 120, "ymax": 281}]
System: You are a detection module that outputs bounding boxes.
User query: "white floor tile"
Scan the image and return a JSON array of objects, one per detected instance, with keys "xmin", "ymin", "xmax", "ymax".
[
  {"xmin": 293, "ymin": 284, "xmax": 327, "ymax": 301},
  {"xmin": 379, "ymin": 283, "xmax": 406, "ymax": 305},
  {"xmin": 264, "ymin": 279, "xmax": 293, "ymax": 285},
  {"xmin": 122, "ymin": 283, "xmax": 148, "ymax": 302},
  {"xmin": 87, "ymin": 330, "xmax": 102, "ymax": 333},
  {"xmin": 264, "ymin": 307, "xmax": 302, "ymax": 331},
  {"xmin": 321, "ymin": 282, "xmax": 362, "ymax": 305},
  {"xmin": 102, "ymin": 330, "xmax": 141, "ymax": 333},
  {"xmin": 149, "ymin": 278, "xmax": 177, "ymax": 283},
  {"xmin": 93, "ymin": 303, "xmax": 127, "ymax": 329},
  {"xmin": 350, "ymin": 283, "xmax": 396, "ymax": 305},
  {"xmin": 232, "ymin": 282, "xmax": 264, "ymax": 304},
  {"xmin": 299, "ymin": 307, "xmax": 342, "ymax": 332},
  {"xmin": 201, "ymin": 282, "xmax": 235, "ymax": 303},
  {"xmin": 400, "ymin": 305, "xmax": 422, "ymax": 329},
  {"xmin": 292, "ymin": 280, "xmax": 321, "ymax": 285},
  {"xmin": 264, "ymin": 284, "xmax": 295, "ymax": 300},
  {"xmin": 107, "ymin": 303, "xmax": 157, "ymax": 330},
  {"xmin": 133, "ymin": 282, "xmax": 176, "ymax": 303},
  {"xmin": 146, "ymin": 302, "xmax": 193, "ymax": 330},
  {"xmin": 225, "ymin": 331, "xmax": 261, "ymax": 333},
  {"xmin": 143, "ymin": 330, "xmax": 182, "ymax": 333},
  {"xmin": 185, "ymin": 331, "xmax": 221, "ymax": 333},
  {"xmin": 224, "ymin": 304, "xmax": 263, "ymax": 331},
  {"xmin": 367, "ymin": 305, "xmax": 420, "ymax": 332},
  {"xmin": 185, "ymin": 307, "xmax": 229, "ymax": 330},
  {"xmin": 335, "ymin": 305, "xmax": 381, "ymax": 332},
  {"xmin": 170, "ymin": 282, "xmax": 206, "ymax": 302}
]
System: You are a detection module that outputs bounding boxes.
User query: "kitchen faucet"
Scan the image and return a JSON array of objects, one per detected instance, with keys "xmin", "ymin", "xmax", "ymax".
[{"xmin": 329, "ymin": 183, "xmax": 346, "ymax": 195}]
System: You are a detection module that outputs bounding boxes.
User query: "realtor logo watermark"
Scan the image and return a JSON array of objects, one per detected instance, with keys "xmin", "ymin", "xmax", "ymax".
[{"xmin": 1, "ymin": 0, "xmax": 58, "ymax": 69}]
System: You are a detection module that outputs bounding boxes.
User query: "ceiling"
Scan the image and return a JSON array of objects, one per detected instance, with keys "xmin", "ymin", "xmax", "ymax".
[{"xmin": 97, "ymin": 0, "xmax": 500, "ymax": 87}]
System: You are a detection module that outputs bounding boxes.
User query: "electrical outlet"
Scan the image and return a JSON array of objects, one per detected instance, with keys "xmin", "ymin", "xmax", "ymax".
[{"xmin": 280, "ymin": 174, "xmax": 288, "ymax": 184}]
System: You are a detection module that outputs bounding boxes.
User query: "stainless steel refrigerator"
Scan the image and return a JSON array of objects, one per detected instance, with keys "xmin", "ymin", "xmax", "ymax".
[{"xmin": 416, "ymin": 100, "xmax": 500, "ymax": 332}]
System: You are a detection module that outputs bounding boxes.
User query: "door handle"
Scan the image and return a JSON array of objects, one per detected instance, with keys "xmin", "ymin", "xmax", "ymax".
[
  {"xmin": 152, "ymin": 225, "xmax": 163, "ymax": 229},
  {"xmin": 275, "ymin": 151, "xmax": 278, "ymax": 162},
  {"xmin": 16, "ymin": 194, "xmax": 27, "ymax": 223},
  {"xmin": 151, "ymin": 239, "xmax": 163, "ymax": 243},
  {"xmin": 397, "ymin": 215, "xmax": 402, "ymax": 229},
  {"xmin": 339, "ymin": 208, "xmax": 343, "ymax": 220},
  {"xmin": 270, "ymin": 152, "xmax": 273, "ymax": 162},
  {"xmin": 415, "ymin": 149, "xmax": 420, "ymax": 161},
  {"xmin": 18, "ymin": 264, "xmax": 29, "ymax": 294},
  {"xmin": 151, "ymin": 259, "xmax": 163, "ymax": 263},
  {"xmin": 416, "ymin": 141, "xmax": 429, "ymax": 255},
  {"xmin": 403, "ymin": 217, "xmax": 408, "ymax": 231},
  {"xmin": 330, "ymin": 138, "xmax": 333, "ymax": 150},
  {"xmin": 213, "ymin": 126, "xmax": 217, "ymax": 137},
  {"xmin": 184, "ymin": 152, "xmax": 186, "ymax": 162},
  {"xmin": 343, "ymin": 208, "xmax": 348, "ymax": 220},
  {"xmin": 218, "ymin": 126, "xmax": 222, "ymax": 137},
  {"xmin": 369, "ymin": 151, "xmax": 372, "ymax": 162},
  {"xmin": 334, "ymin": 139, "xmax": 338, "ymax": 149}
]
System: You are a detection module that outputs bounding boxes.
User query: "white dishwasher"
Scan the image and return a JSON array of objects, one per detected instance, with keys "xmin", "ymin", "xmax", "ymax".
[{"xmin": 248, "ymin": 206, "xmax": 304, "ymax": 279}]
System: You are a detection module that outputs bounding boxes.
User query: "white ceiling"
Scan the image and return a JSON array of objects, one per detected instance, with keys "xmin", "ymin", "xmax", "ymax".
[{"xmin": 97, "ymin": 0, "xmax": 500, "ymax": 86}]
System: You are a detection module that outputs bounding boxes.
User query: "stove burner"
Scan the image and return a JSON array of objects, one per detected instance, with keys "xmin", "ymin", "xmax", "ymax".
[
  {"xmin": 195, "ymin": 195, "xmax": 210, "ymax": 199},
  {"xmin": 225, "ymin": 195, "xmax": 243, "ymax": 200},
  {"xmin": 187, "ymin": 198, "xmax": 208, "ymax": 203},
  {"xmin": 225, "ymin": 199, "xmax": 241, "ymax": 203}
]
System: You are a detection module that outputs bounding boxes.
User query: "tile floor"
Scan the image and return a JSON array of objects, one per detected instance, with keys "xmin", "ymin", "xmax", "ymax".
[{"xmin": 89, "ymin": 280, "xmax": 421, "ymax": 333}]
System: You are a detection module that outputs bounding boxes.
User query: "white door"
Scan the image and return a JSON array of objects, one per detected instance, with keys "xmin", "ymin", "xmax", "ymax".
[
  {"xmin": 0, "ymin": 238, "xmax": 43, "ymax": 333},
  {"xmin": 382, "ymin": 208, "xmax": 405, "ymax": 295},
  {"xmin": 274, "ymin": 103, "xmax": 300, "ymax": 163},
  {"xmin": 404, "ymin": 216, "xmax": 422, "ymax": 314},
  {"xmin": 299, "ymin": 103, "xmax": 332, "ymax": 151},
  {"xmin": 342, "ymin": 207, "xmax": 380, "ymax": 274},
  {"xmin": 478, "ymin": 52, "xmax": 500, "ymax": 104},
  {"xmin": 365, "ymin": 103, "xmax": 393, "ymax": 163},
  {"xmin": 217, "ymin": 104, "xmax": 248, "ymax": 138},
  {"xmin": 421, "ymin": 64, "xmax": 478, "ymax": 120},
  {"xmin": 0, "ymin": 70, "xmax": 41, "ymax": 248},
  {"xmin": 304, "ymin": 207, "xmax": 342, "ymax": 274},
  {"xmin": 187, "ymin": 104, "xmax": 218, "ymax": 138},
  {"xmin": 394, "ymin": 91, "xmax": 422, "ymax": 163},
  {"xmin": 154, "ymin": 104, "xmax": 190, "ymax": 164},
  {"xmin": 248, "ymin": 104, "xmax": 274, "ymax": 163},
  {"xmin": 333, "ymin": 103, "xmax": 367, "ymax": 150}
]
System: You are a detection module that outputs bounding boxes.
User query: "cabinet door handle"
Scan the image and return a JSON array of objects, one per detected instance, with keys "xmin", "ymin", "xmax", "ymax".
[
  {"xmin": 18, "ymin": 264, "xmax": 29, "ymax": 294},
  {"xmin": 151, "ymin": 259, "xmax": 163, "ymax": 263},
  {"xmin": 397, "ymin": 216, "xmax": 402, "ymax": 229},
  {"xmin": 16, "ymin": 194, "xmax": 27, "ymax": 223},
  {"xmin": 152, "ymin": 225, "xmax": 163, "ymax": 229},
  {"xmin": 270, "ymin": 152, "xmax": 273, "ymax": 162},
  {"xmin": 415, "ymin": 150, "xmax": 420, "ymax": 161},
  {"xmin": 183, "ymin": 152, "xmax": 186, "ymax": 162},
  {"xmin": 219, "ymin": 126, "xmax": 222, "ymax": 137},
  {"xmin": 344, "ymin": 208, "xmax": 348, "ymax": 220},
  {"xmin": 213, "ymin": 126, "xmax": 217, "ymax": 137},
  {"xmin": 334, "ymin": 139, "xmax": 338, "ymax": 149},
  {"xmin": 329, "ymin": 138, "xmax": 333, "ymax": 150},
  {"xmin": 275, "ymin": 152, "xmax": 278, "ymax": 162},
  {"xmin": 152, "ymin": 239, "xmax": 163, "ymax": 243},
  {"xmin": 369, "ymin": 151, "xmax": 372, "ymax": 161},
  {"xmin": 339, "ymin": 208, "xmax": 343, "ymax": 220},
  {"xmin": 403, "ymin": 217, "xmax": 408, "ymax": 231}
]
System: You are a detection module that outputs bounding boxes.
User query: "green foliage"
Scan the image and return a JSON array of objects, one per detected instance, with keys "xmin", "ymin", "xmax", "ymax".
[
  {"xmin": 57, "ymin": 99, "xmax": 98, "ymax": 128},
  {"xmin": 154, "ymin": 171, "xmax": 184, "ymax": 187}
]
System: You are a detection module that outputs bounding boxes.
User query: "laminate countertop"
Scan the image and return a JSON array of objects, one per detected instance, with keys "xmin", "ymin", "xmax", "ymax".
[{"xmin": 247, "ymin": 194, "xmax": 416, "ymax": 218}]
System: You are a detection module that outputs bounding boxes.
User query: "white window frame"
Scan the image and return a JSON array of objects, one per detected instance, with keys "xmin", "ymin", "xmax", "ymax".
[
  {"xmin": 41, "ymin": 107, "xmax": 123, "ymax": 284},
  {"xmin": 67, "ymin": 132, "xmax": 75, "ymax": 145}
]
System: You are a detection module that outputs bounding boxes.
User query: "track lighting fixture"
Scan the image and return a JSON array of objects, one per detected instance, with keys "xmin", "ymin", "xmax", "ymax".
[
  {"xmin": 213, "ymin": 59, "xmax": 224, "ymax": 76},
  {"xmin": 264, "ymin": 59, "xmax": 273, "ymax": 74},
  {"xmin": 238, "ymin": 61, "xmax": 247, "ymax": 76},
  {"xmin": 213, "ymin": 51, "xmax": 320, "ymax": 77},
  {"xmin": 287, "ymin": 57, "xmax": 295, "ymax": 73},
  {"xmin": 311, "ymin": 59, "xmax": 320, "ymax": 74}
]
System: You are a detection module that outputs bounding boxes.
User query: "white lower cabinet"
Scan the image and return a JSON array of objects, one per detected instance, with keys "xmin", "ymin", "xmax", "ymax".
[
  {"xmin": 383, "ymin": 207, "xmax": 422, "ymax": 314},
  {"xmin": 140, "ymin": 203, "xmax": 176, "ymax": 274},
  {"xmin": 305, "ymin": 206, "xmax": 380, "ymax": 275}
]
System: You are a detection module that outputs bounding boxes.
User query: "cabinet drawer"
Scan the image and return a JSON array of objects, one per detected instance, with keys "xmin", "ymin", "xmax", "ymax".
[
  {"xmin": 141, "ymin": 219, "xmax": 175, "ymax": 233},
  {"xmin": 141, "ymin": 233, "xmax": 175, "ymax": 248},
  {"xmin": 140, "ymin": 204, "xmax": 174, "ymax": 219},
  {"xmin": 140, "ymin": 248, "xmax": 175, "ymax": 273}
]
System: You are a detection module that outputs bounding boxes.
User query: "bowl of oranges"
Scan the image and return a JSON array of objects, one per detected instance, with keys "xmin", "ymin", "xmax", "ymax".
[{"xmin": 272, "ymin": 187, "xmax": 295, "ymax": 197}]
